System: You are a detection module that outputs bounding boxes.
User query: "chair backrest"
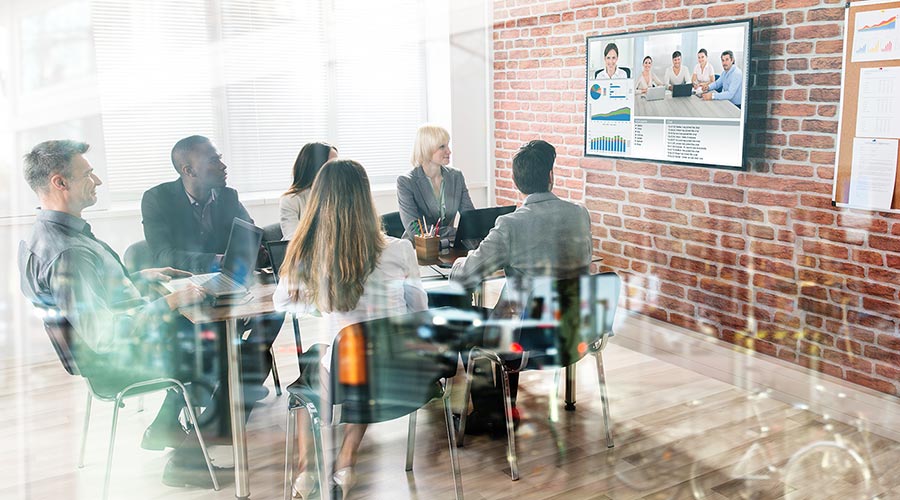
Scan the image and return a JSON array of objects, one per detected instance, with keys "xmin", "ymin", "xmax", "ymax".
[
  {"xmin": 329, "ymin": 312, "xmax": 459, "ymax": 424},
  {"xmin": 262, "ymin": 222, "xmax": 283, "ymax": 243},
  {"xmin": 265, "ymin": 240, "xmax": 290, "ymax": 283},
  {"xmin": 483, "ymin": 272, "xmax": 621, "ymax": 369},
  {"xmin": 123, "ymin": 240, "xmax": 152, "ymax": 274},
  {"xmin": 621, "ymin": 66, "xmax": 631, "ymax": 78},
  {"xmin": 41, "ymin": 312, "xmax": 82, "ymax": 376},
  {"xmin": 380, "ymin": 211, "xmax": 405, "ymax": 238}
]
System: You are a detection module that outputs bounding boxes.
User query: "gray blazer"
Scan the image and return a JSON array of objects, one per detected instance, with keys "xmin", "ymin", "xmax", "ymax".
[
  {"xmin": 449, "ymin": 192, "xmax": 592, "ymax": 291},
  {"xmin": 397, "ymin": 165, "xmax": 475, "ymax": 247}
]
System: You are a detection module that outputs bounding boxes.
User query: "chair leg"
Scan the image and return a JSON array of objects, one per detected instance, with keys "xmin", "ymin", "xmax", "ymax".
[
  {"xmin": 405, "ymin": 410, "xmax": 417, "ymax": 471},
  {"xmin": 283, "ymin": 407, "xmax": 296, "ymax": 500},
  {"xmin": 102, "ymin": 397, "xmax": 122, "ymax": 500},
  {"xmin": 308, "ymin": 404, "xmax": 328, "ymax": 500},
  {"xmin": 78, "ymin": 391, "xmax": 92, "ymax": 468},
  {"xmin": 442, "ymin": 388, "xmax": 464, "ymax": 500},
  {"xmin": 457, "ymin": 357, "xmax": 477, "ymax": 447},
  {"xmin": 500, "ymin": 368, "xmax": 519, "ymax": 481},
  {"xmin": 595, "ymin": 352, "xmax": 614, "ymax": 448},
  {"xmin": 179, "ymin": 384, "xmax": 220, "ymax": 491},
  {"xmin": 271, "ymin": 347, "xmax": 283, "ymax": 396}
]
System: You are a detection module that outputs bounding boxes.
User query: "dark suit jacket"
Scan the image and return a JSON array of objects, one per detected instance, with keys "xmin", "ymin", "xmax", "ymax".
[
  {"xmin": 396, "ymin": 166, "xmax": 475, "ymax": 248},
  {"xmin": 141, "ymin": 179, "xmax": 253, "ymax": 273}
]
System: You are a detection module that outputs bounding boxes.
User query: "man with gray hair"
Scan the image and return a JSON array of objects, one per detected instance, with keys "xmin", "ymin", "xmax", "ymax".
[{"xmin": 18, "ymin": 140, "xmax": 230, "ymax": 488}]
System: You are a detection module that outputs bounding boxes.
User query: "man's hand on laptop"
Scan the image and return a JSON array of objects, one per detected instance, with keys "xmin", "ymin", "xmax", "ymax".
[
  {"xmin": 139, "ymin": 267, "xmax": 193, "ymax": 283},
  {"xmin": 165, "ymin": 284, "xmax": 209, "ymax": 310}
]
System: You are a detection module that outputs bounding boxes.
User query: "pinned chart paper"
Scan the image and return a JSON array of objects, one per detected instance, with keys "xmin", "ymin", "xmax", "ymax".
[
  {"xmin": 848, "ymin": 138, "xmax": 899, "ymax": 210},
  {"xmin": 855, "ymin": 67, "xmax": 900, "ymax": 139},
  {"xmin": 852, "ymin": 8, "xmax": 900, "ymax": 63}
]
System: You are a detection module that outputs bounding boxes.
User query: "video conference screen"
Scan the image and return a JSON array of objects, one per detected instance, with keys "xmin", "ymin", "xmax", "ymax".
[{"xmin": 584, "ymin": 20, "xmax": 752, "ymax": 169}]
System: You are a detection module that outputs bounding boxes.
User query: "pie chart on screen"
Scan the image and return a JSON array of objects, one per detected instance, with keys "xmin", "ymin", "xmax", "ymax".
[{"xmin": 590, "ymin": 84, "xmax": 602, "ymax": 100}]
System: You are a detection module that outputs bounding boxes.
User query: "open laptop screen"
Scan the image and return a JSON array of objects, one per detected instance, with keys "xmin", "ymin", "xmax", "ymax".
[
  {"xmin": 453, "ymin": 205, "xmax": 515, "ymax": 250},
  {"xmin": 221, "ymin": 218, "xmax": 263, "ymax": 285}
]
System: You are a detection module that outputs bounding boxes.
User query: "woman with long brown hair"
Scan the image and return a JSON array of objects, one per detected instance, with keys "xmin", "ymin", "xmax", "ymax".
[
  {"xmin": 274, "ymin": 159, "xmax": 427, "ymax": 498},
  {"xmin": 279, "ymin": 142, "xmax": 337, "ymax": 240}
]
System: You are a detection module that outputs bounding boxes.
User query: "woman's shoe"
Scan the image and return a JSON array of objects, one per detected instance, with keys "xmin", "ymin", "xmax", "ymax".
[
  {"xmin": 291, "ymin": 469, "xmax": 318, "ymax": 499},
  {"xmin": 332, "ymin": 467, "xmax": 356, "ymax": 500}
]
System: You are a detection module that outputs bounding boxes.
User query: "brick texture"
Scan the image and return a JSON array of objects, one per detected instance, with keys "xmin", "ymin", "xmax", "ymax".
[{"xmin": 492, "ymin": 0, "xmax": 899, "ymax": 396}]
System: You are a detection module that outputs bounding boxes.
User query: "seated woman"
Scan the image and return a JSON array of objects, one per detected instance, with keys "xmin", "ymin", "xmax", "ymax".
[
  {"xmin": 596, "ymin": 42, "xmax": 627, "ymax": 79},
  {"xmin": 274, "ymin": 159, "xmax": 427, "ymax": 499},
  {"xmin": 397, "ymin": 124, "xmax": 475, "ymax": 249},
  {"xmin": 634, "ymin": 56, "xmax": 664, "ymax": 93},
  {"xmin": 279, "ymin": 142, "xmax": 337, "ymax": 240},
  {"xmin": 692, "ymin": 48, "xmax": 715, "ymax": 89},
  {"xmin": 664, "ymin": 50, "xmax": 690, "ymax": 89}
]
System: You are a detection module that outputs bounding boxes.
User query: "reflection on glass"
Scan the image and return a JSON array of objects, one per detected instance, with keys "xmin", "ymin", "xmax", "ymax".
[{"xmin": 20, "ymin": 0, "xmax": 93, "ymax": 91}]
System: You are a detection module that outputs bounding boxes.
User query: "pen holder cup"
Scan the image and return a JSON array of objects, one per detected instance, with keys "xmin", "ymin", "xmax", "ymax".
[{"xmin": 414, "ymin": 235, "xmax": 440, "ymax": 261}]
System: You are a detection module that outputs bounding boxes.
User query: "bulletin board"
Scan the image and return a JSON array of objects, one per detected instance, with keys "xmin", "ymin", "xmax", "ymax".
[{"xmin": 833, "ymin": 0, "xmax": 900, "ymax": 211}]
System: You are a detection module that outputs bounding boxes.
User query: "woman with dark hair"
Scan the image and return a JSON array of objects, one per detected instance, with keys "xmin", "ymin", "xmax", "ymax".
[
  {"xmin": 634, "ymin": 56, "xmax": 664, "ymax": 93},
  {"xmin": 274, "ymin": 159, "xmax": 427, "ymax": 499},
  {"xmin": 692, "ymin": 48, "xmax": 715, "ymax": 88},
  {"xmin": 596, "ymin": 42, "xmax": 626, "ymax": 79},
  {"xmin": 279, "ymin": 142, "xmax": 337, "ymax": 239}
]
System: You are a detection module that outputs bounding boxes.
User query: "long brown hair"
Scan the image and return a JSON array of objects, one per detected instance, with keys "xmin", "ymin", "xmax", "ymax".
[
  {"xmin": 280, "ymin": 159, "xmax": 386, "ymax": 312},
  {"xmin": 284, "ymin": 142, "xmax": 336, "ymax": 196}
]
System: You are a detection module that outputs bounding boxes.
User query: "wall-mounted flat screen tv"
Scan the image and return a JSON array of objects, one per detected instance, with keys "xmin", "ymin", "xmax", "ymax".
[{"xmin": 585, "ymin": 20, "xmax": 752, "ymax": 170}]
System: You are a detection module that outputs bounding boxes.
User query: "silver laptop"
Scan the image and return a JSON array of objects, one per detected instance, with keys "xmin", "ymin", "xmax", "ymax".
[
  {"xmin": 191, "ymin": 218, "xmax": 263, "ymax": 297},
  {"xmin": 645, "ymin": 86, "xmax": 665, "ymax": 101}
]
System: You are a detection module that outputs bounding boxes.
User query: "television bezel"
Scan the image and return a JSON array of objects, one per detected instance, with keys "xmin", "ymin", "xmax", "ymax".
[{"xmin": 583, "ymin": 19, "xmax": 753, "ymax": 171}]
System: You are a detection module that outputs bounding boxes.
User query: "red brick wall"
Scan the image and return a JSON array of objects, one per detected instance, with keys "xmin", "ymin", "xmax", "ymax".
[{"xmin": 492, "ymin": 0, "xmax": 900, "ymax": 395}]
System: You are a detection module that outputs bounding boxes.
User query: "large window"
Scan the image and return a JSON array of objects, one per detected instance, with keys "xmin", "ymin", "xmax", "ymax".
[{"xmin": 1, "ymin": 0, "xmax": 433, "ymax": 216}]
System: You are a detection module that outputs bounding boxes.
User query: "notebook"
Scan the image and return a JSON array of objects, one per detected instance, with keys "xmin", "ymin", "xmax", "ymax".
[
  {"xmin": 453, "ymin": 205, "xmax": 516, "ymax": 251},
  {"xmin": 672, "ymin": 83, "xmax": 693, "ymax": 97},
  {"xmin": 191, "ymin": 218, "xmax": 263, "ymax": 297},
  {"xmin": 645, "ymin": 85, "xmax": 665, "ymax": 101}
]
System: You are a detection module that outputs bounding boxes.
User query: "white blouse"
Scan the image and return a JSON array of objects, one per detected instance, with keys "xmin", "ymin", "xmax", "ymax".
[
  {"xmin": 693, "ymin": 62, "xmax": 715, "ymax": 85},
  {"xmin": 273, "ymin": 237, "xmax": 428, "ymax": 369},
  {"xmin": 279, "ymin": 190, "xmax": 311, "ymax": 241}
]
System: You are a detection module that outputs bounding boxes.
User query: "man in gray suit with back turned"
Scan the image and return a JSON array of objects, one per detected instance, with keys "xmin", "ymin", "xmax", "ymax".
[{"xmin": 449, "ymin": 139, "xmax": 593, "ymax": 435}]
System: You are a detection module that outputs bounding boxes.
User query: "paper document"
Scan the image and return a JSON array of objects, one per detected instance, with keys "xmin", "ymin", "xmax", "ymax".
[
  {"xmin": 848, "ymin": 138, "xmax": 899, "ymax": 210},
  {"xmin": 852, "ymin": 8, "xmax": 900, "ymax": 63},
  {"xmin": 856, "ymin": 67, "xmax": 900, "ymax": 139}
]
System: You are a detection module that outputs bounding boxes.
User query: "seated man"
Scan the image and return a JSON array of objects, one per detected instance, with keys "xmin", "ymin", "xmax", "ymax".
[
  {"xmin": 449, "ymin": 139, "xmax": 593, "ymax": 435},
  {"xmin": 701, "ymin": 49, "xmax": 743, "ymax": 108},
  {"xmin": 18, "ymin": 140, "xmax": 227, "ymax": 487},
  {"xmin": 141, "ymin": 135, "xmax": 283, "ymax": 432}
]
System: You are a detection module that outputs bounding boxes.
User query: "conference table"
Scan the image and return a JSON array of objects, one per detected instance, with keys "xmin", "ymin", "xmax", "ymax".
[{"xmin": 634, "ymin": 91, "xmax": 741, "ymax": 119}]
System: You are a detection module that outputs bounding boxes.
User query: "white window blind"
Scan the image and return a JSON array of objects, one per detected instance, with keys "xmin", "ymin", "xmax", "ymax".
[
  {"xmin": 15, "ymin": 0, "xmax": 429, "ymax": 209},
  {"xmin": 92, "ymin": 0, "xmax": 218, "ymax": 202},
  {"xmin": 219, "ymin": 0, "xmax": 329, "ymax": 193},
  {"xmin": 332, "ymin": 0, "xmax": 426, "ymax": 184}
]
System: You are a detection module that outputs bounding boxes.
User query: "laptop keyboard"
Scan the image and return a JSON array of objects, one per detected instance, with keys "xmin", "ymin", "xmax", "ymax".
[{"xmin": 192, "ymin": 273, "xmax": 243, "ymax": 295}]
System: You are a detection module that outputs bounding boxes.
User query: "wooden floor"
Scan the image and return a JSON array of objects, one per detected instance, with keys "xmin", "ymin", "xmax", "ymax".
[{"xmin": 2, "ymin": 315, "xmax": 899, "ymax": 500}]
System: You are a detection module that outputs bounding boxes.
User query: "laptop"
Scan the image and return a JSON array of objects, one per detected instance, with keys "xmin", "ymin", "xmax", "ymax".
[
  {"xmin": 191, "ymin": 218, "xmax": 263, "ymax": 297},
  {"xmin": 672, "ymin": 83, "xmax": 693, "ymax": 97},
  {"xmin": 453, "ymin": 205, "xmax": 516, "ymax": 251},
  {"xmin": 645, "ymin": 85, "xmax": 665, "ymax": 101}
]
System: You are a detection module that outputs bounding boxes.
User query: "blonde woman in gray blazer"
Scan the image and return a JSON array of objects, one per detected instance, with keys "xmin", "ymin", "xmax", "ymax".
[{"xmin": 397, "ymin": 124, "xmax": 475, "ymax": 249}]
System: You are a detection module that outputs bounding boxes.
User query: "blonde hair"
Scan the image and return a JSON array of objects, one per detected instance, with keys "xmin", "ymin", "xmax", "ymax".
[
  {"xmin": 280, "ymin": 159, "xmax": 386, "ymax": 312},
  {"xmin": 410, "ymin": 124, "xmax": 450, "ymax": 167}
]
